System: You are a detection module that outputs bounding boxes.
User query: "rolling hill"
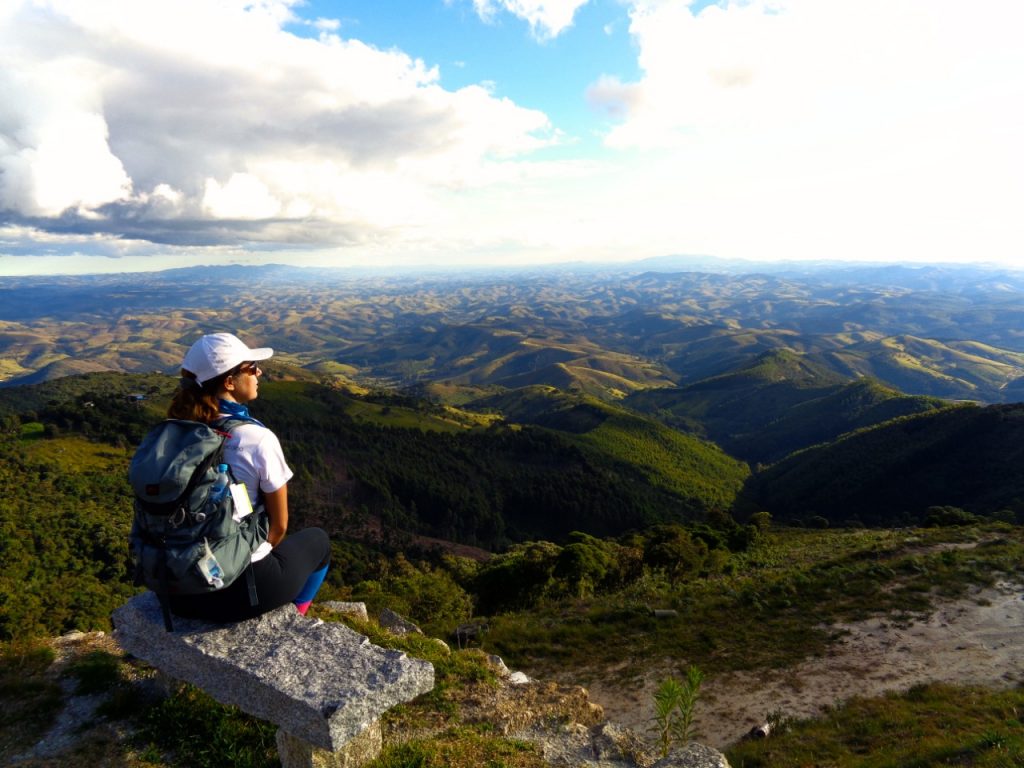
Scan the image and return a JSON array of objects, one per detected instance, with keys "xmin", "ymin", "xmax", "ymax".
[
  {"xmin": 814, "ymin": 335, "xmax": 1024, "ymax": 401},
  {"xmin": 626, "ymin": 350, "xmax": 949, "ymax": 464},
  {"xmin": 468, "ymin": 386, "xmax": 750, "ymax": 512},
  {"xmin": 4, "ymin": 263, "xmax": 1024, "ymax": 404},
  {"xmin": 748, "ymin": 403, "xmax": 1024, "ymax": 525},
  {"xmin": 339, "ymin": 323, "xmax": 677, "ymax": 398}
]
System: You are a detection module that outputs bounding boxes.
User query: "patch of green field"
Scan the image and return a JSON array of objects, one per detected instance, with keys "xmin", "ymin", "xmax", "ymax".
[
  {"xmin": 23, "ymin": 435, "xmax": 129, "ymax": 472},
  {"xmin": 19, "ymin": 422, "xmax": 44, "ymax": 439},
  {"xmin": 726, "ymin": 683, "xmax": 1024, "ymax": 767},
  {"xmin": 343, "ymin": 399, "xmax": 469, "ymax": 433}
]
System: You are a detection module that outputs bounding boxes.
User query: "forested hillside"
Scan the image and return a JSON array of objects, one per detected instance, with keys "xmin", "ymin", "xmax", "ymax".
[
  {"xmin": 0, "ymin": 371, "xmax": 754, "ymax": 641},
  {"xmin": 749, "ymin": 403, "xmax": 1024, "ymax": 525},
  {"xmin": 256, "ymin": 380, "xmax": 749, "ymax": 543},
  {"xmin": 466, "ymin": 386, "xmax": 748, "ymax": 509},
  {"xmin": 627, "ymin": 350, "xmax": 950, "ymax": 464}
]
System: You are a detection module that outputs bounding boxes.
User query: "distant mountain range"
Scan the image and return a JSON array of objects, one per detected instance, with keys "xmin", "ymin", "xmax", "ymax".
[{"xmin": 3, "ymin": 261, "xmax": 1023, "ymax": 404}]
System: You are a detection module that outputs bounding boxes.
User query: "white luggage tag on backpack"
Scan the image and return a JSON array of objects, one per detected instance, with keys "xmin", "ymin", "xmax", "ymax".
[{"xmin": 230, "ymin": 483, "xmax": 254, "ymax": 522}]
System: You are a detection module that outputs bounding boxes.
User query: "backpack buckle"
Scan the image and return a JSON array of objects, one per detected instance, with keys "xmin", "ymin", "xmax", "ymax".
[{"xmin": 169, "ymin": 506, "xmax": 187, "ymax": 527}]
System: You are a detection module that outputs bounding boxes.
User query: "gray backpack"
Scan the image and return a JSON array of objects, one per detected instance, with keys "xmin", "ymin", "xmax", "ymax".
[{"xmin": 128, "ymin": 418, "xmax": 269, "ymax": 629}]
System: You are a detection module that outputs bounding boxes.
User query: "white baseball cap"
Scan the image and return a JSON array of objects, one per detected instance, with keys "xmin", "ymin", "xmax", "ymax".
[{"xmin": 182, "ymin": 333, "xmax": 273, "ymax": 384}]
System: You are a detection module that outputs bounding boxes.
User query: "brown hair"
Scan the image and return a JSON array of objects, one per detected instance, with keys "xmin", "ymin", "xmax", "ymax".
[{"xmin": 167, "ymin": 369, "xmax": 234, "ymax": 423}]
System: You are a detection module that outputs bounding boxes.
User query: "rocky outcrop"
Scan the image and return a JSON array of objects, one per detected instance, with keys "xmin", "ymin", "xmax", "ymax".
[
  {"xmin": 320, "ymin": 600, "xmax": 369, "ymax": 621},
  {"xmin": 379, "ymin": 606, "xmax": 423, "ymax": 635},
  {"xmin": 653, "ymin": 742, "xmax": 731, "ymax": 768},
  {"xmin": 437, "ymin": 658, "xmax": 731, "ymax": 768},
  {"xmin": 112, "ymin": 592, "xmax": 434, "ymax": 762}
]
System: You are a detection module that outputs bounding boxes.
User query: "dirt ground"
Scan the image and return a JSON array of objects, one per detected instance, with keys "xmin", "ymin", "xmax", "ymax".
[{"xmin": 560, "ymin": 580, "xmax": 1024, "ymax": 751}]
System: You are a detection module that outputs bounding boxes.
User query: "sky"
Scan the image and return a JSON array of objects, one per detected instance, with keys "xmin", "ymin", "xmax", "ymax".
[{"xmin": 0, "ymin": 0, "xmax": 1022, "ymax": 276}]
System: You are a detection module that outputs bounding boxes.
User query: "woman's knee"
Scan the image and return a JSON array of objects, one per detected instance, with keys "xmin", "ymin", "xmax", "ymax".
[
  {"xmin": 292, "ymin": 526, "xmax": 331, "ymax": 568},
  {"xmin": 312, "ymin": 527, "xmax": 331, "ymax": 569}
]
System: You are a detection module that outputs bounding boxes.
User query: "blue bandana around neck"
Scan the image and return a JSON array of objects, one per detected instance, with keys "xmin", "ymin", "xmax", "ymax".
[{"xmin": 218, "ymin": 398, "xmax": 266, "ymax": 427}]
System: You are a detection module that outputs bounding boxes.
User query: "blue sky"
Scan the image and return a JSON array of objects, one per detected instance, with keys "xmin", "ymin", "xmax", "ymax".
[
  {"xmin": 290, "ymin": 0, "xmax": 642, "ymax": 146},
  {"xmin": 0, "ymin": 0, "xmax": 1022, "ymax": 275}
]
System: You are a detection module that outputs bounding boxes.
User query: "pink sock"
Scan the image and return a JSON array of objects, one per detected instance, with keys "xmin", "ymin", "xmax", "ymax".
[{"xmin": 294, "ymin": 600, "xmax": 312, "ymax": 615}]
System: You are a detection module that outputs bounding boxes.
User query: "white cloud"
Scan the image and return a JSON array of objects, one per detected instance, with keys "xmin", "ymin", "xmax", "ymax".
[
  {"xmin": 471, "ymin": 0, "xmax": 592, "ymax": 40},
  {"xmin": 313, "ymin": 17, "xmax": 341, "ymax": 32},
  {"xmin": 0, "ymin": 54, "xmax": 133, "ymax": 216},
  {"xmin": 585, "ymin": 75, "xmax": 643, "ymax": 120},
  {"xmin": 202, "ymin": 174, "xmax": 282, "ymax": 220},
  {"xmin": 0, "ymin": 0, "xmax": 553, "ymax": 248},
  {"xmin": 579, "ymin": 0, "xmax": 1024, "ymax": 263}
]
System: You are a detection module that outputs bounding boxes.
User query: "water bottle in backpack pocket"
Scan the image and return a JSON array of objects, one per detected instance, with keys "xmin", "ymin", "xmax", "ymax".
[{"xmin": 197, "ymin": 538, "xmax": 225, "ymax": 588}]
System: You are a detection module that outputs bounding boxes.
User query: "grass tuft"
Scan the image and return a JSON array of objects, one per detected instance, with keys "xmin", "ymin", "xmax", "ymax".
[
  {"xmin": 64, "ymin": 650, "xmax": 122, "ymax": 695},
  {"xmin": 134, "ymin": 684, "xmax": 277, "ymax": 768}
]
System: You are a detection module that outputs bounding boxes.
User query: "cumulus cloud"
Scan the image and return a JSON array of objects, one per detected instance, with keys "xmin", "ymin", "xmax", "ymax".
[
  {"xmin": 0, "ymin": 0, "xmax": 553, "ymax": 249},
  {"xmin": 471, "ymin": 0, "xmax": 591, "ymax": 40},
  {"xmin": 585, "ymin": 75, "xmax": 643, "ymax": 120},
  {"xmin": 603, "ymin": 0, "xmax": 1024, "ymax": 149},
  {"xmin": 580, "ymin": 0, "xmax": 1024, "ymax": 263}
]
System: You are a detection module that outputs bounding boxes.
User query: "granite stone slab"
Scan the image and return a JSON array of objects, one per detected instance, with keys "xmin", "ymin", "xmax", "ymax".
[{"xmin": 113, "ymin": 592, "xmax": 434, "ymax": 751}]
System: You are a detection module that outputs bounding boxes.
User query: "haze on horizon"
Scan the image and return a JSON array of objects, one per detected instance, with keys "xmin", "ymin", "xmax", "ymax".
[{"xmin": 0, "ymin": 0, "xmax": 1021, "ymax": 277}]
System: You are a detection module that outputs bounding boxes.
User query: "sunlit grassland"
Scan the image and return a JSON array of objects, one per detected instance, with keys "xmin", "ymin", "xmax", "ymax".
[
  {"xmin": 569, "ymin": 411, "xmax": 749, "ymax": 506},
  {"xmin": 341, "ymin": 399, "xmax": 473, "ymax": 432},
  {"xmin": 484, "ymin": 525, "xmax": 1024, "ymax": 680},
  {"xmin": 23, "ymin": 434, "xmax": 130, "ymax": 472},
  {"xmin": 259, "ymin": 380, "xmax": 495, "ymax": 432},
  {"xmin": 0, "ymin": 358, "xmax": 30, "ymax": 380},
  {"xmin": 19, "ymin": 421, "xmax": 44, "ymax": 439}
]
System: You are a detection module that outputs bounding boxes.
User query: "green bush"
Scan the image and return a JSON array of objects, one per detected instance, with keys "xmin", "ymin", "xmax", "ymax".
[
  {"xmin": 642, "ymin": 525, "xmax": 709, "ymax": 579},
  {"xmin": 924, "ymin": 505, "xmax": 979, "ymax": 527},
  {"xmin": 354, "ymin": 556, "xmax": 473, "ymax": 635},
  {"xmin": 474, "ymin": 541, "xmax": 561, "ymax": 613}
]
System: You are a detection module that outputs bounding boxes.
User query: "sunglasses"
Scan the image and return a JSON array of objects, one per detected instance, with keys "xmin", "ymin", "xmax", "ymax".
[{"xmin": 236, "ymin": 361, "xmax": 263, "ymax": 376}]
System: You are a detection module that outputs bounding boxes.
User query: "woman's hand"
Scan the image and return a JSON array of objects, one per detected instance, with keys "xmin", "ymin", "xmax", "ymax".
[{"xmin": 264, "ymin": 485, "xmax": 289, "ymax": 547}]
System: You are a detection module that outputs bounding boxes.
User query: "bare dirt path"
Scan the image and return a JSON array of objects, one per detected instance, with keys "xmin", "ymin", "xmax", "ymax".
[{"xmin": 555, "ymin": 580, "xmax": 1024, "ymax": 751}]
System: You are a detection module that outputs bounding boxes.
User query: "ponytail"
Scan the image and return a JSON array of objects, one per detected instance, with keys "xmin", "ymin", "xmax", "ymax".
[{"xmin": 167, "ymin": 369, "xmax": 228, "ymax": 423}]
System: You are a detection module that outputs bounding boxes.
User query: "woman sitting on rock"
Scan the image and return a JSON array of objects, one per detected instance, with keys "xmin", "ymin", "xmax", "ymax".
[{"xmin": 165, "ymin": 332, "xmax": 330, "ymax": 621}]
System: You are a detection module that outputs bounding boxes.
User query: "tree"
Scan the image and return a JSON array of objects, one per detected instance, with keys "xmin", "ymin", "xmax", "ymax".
[{"xmin": 643, "ymin": 525, "xmax": 708, "ymax": 579}]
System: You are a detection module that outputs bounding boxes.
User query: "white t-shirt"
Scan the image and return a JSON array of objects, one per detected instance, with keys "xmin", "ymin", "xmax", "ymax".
[{"xmin": 221, "ymin": 417, "xmax": 294, "ymax": 562}]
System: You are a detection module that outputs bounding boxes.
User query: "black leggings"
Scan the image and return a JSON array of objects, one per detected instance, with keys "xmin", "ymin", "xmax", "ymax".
[{"xmin": 168, "ymin": 527, "xmax": 331, "ymax": 623}]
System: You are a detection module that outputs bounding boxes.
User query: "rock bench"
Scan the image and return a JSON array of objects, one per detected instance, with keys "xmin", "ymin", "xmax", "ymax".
[{"xmin": 112, "ymin": 592, "xmax": 435, "ymax": 768}]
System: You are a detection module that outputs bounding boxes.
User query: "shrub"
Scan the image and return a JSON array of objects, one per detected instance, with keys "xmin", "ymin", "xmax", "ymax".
[
  {"xmin": 652, "ymin": 666, "xmax": 704, "ymax": 758},
  {"xmin": 474, "ymin": 541, "xmax": 561, "ymax": 613},
  {"xmin": 354, "ymin": 557, "xmax": 473, "ymax": 634},
  {"xmin": 923, "ymin": 505, "xmax": 978, "ymax": 528},
  {"xmin": 643, "ymin": 525, "xmax": 709, "ymax": 579}
]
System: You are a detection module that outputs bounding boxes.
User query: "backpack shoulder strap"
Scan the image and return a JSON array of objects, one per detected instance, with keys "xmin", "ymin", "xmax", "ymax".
[{"xmin": 212, "ymin": 416, "xmax": 249, "ymax": 434}]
